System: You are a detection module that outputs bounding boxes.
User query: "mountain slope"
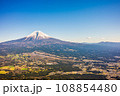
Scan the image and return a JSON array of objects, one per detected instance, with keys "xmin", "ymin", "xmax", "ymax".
[{"xmin": 0, "ymin": 31, "xmax": 120, "ymax": 61}]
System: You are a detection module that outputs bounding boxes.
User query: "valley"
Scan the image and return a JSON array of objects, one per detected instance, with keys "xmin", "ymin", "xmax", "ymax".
[{"xmin": 0, "ymin": 51, "xmax": 120, "ymax": 80}]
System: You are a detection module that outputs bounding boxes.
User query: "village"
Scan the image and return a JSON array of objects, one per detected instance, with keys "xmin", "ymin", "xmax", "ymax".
[{"xmin": 0, "ymin": 51, "xmax": 120, "ymax": 80}]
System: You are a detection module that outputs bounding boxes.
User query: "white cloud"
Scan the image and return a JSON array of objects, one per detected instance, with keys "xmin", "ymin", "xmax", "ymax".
[{"xmin": 87, "ymin": 37, "xmax": 92, "ymax": 39}]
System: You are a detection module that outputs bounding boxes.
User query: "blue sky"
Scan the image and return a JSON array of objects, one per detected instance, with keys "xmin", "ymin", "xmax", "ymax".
[{"xmin": 0, "ymin": 0, "xmax": 120, "ymax": 43}]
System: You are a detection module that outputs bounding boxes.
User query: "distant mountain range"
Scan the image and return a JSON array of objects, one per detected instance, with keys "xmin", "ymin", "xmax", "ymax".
[
  {"xmin": 0, "ymin": 31, "xmax": 120, "ymax": 60},
  {"xmin": 98, "ymin": 42, "xmax": 120, "ymax": 48}
]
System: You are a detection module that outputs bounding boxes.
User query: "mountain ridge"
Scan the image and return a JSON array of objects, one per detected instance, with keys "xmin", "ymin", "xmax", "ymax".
[
  {"xmin": 0, "ymin": 31, "xmax": 120, "ymax": 60},
  {"xmin": 1, "ymin": 31, "xmax": 120, "ymax": 45}
]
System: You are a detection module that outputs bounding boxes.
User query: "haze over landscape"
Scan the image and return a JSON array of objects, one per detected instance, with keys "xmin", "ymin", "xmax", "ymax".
[{"xmin": 0, "ymin": 0, "xmax": 120, "ymax": 43}]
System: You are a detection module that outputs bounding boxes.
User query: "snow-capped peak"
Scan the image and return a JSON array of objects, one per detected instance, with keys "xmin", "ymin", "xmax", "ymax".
[{"xmin": 26, "ymin": 31, "xmax": 51, "ymax": 40}]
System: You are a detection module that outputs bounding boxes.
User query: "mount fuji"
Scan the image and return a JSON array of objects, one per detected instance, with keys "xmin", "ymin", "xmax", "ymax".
[
  {"xmin": 0, "ymin": 31, "xmax": 71, "ymax": 46},
  {"xmin": 0, "ymin": 31, "xmax": 120, "ymax": 60},
  {"xmin": 0, "ymin": 31, "xmax": 78, "ymax": 55}
]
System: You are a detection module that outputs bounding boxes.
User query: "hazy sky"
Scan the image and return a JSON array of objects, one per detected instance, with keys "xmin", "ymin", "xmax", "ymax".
[{"xmin": 0, "ymin": 0, "xmax": 120, "ymax": 43}]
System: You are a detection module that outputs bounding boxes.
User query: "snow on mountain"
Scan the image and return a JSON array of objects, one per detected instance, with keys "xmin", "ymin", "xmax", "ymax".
[{"xmin": 25, "ymin": 31, "xmax": 51, "ymax": 40}]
